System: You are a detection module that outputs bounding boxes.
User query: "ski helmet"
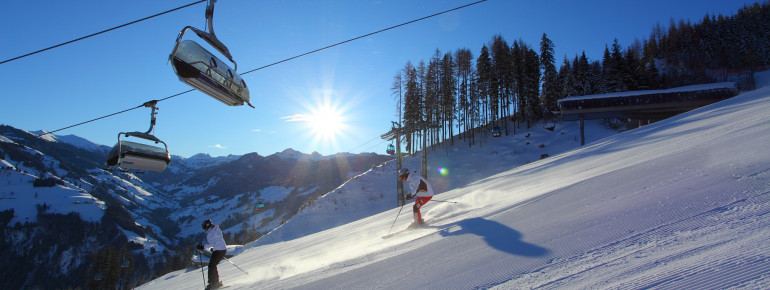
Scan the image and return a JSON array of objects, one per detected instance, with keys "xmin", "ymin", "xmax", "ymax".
[
  {"xmin": 399, "ymin": 168, "xmax": 410, "ymax": 178},
  {"xmin": 201, "ymin": 219, "xmax": 213, "ymax": 231}
]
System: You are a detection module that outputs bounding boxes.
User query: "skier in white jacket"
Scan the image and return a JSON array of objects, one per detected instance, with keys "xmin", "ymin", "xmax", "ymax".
[
  {"xmin": 197, "ymin": 219, "xmax": 227, "ymax": 290},
  {"xmin": 399, "ymin": 168, "xmax": 434, "ymax": 226}
]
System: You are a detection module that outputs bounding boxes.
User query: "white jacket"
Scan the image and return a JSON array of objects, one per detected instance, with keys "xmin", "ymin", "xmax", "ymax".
[
  {"xmin": 204, "ymin": 225, "xmax": 227, "ymax": 251},
  {"xmin": 404, "ymin": 173, "xmax": 434, "ymax": 198}
]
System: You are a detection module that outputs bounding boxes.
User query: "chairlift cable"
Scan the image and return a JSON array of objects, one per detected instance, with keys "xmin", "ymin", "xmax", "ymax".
[
  {"xmin": 240, "ymin": 0, "xmax": 488, "ymax": 76},
  {"xmin": 38, "ymin": 104, "xmax": 143, "ymax": 137},
  {"xmin": 39, "ymin": 89, "xmax": 194, "ymax": 137},
  {"xmin": 344, "ymin": 135, "xmax": 384, "ymax": 152},
  {"xmin": 38, "ymin": 0, "xmax": 488, "ymax": 137},
  {"xmin": 362, "ymin": 139, "xmax": 390, "ymax": 153},
  {"xmin": 0, "ymin": 1, "xmax": 207, "ymax": 65}
]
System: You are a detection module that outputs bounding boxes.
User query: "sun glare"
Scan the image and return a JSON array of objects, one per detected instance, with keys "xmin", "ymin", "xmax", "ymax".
[
  {"xmin": 296, "ymin": 93, "xmax": 352, "ymax": 150},
  {"xmin": 308, "ymin": 106, "xmax": 344, "ymax": 139},
  {"xmin": 284, "ymin": 87, "xmax": 356, "ymax": 153}
]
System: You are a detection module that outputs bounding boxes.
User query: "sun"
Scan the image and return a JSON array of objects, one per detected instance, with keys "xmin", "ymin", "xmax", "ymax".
[
  {"xmin": 284, "ymin": 87, "xmax": 355, "ymax": 153},
  {"xmin": 308, "ymin": 105, "xmax": 344, "ymax": 140}
]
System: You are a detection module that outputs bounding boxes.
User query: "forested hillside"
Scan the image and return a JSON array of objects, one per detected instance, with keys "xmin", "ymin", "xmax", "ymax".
[{"xmin": 390, "ymin": 2, "xmax": 768, "ymax": 153}]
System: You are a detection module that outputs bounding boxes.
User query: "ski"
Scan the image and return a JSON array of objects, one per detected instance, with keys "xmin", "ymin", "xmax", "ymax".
[
  {"xmin": 381, "ymin": 222, "xmax": 426, "ymax": 239},
  {"xmin": 381, "ymin": 229, "xmax": 407, "ymax": 239}
]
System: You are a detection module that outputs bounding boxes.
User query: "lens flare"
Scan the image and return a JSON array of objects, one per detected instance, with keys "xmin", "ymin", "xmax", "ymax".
[{"xmin": 437, "ymin": 167, "xmax": 449, "ymax": 176}]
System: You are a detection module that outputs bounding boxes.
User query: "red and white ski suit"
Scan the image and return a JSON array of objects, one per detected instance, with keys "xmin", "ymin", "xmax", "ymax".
[{"xmin": 404, "ymin": 173, "xmax": 434, "ymax": 223}]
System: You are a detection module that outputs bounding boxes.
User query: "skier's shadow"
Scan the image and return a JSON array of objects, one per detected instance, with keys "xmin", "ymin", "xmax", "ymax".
[{"xmin": 438, "ymin": 217, "xmax": 548, "ymax": 257}]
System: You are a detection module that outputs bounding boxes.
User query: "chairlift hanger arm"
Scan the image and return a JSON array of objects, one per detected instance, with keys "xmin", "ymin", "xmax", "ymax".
[
  {"xmin": 168, "ymin": 0, "xmax": 235, "ymax": 68},
  {"xmin": 142, "ymin": 101, "xmax": 160, "ymax": 134},
  {"xmin": 205, "ymin": 0, "xmax": 217, "ymax": 35},
  {"xmin": 198, "ymin": 0, "xmax": 236, "ymax": 67},
  {"xmin": 170, "ymin": 26, "xmax": 236, "ymax": 70}
]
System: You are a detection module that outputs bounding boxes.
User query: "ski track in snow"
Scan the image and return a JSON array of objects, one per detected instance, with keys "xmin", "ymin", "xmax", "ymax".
[{"xmin": 495, "ymin": 190, "xmax": 770, "ymax": 289}]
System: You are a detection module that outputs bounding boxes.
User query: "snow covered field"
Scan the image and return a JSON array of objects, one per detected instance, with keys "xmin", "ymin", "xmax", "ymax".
[
  {"xmin": 0, "ymin": 158, "xmax": 106, "ymax": 224},
  {"xmin": 139, "ymin": 72, "xmax": 770, "ymax": 289}
]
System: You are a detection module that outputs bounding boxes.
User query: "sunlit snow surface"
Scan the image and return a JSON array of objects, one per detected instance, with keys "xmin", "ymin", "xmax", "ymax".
[{"xmin": 139, "ymin": 72, "xmax": 770, "ymax": 290}]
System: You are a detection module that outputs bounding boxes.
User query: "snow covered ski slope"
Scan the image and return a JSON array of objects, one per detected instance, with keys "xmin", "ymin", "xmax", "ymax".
[{"xmin": 139, "ymin": 72, "xmax": 770, "ymax": 289}]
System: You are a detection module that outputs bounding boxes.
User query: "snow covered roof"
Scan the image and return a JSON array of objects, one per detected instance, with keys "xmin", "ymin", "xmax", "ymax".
[{"xmin": 559, "ymin": 82, "xmax": 737, "ymax": 102}]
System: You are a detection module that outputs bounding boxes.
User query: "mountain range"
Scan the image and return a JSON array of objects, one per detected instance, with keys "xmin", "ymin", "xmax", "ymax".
[{"xmin": 0, "ymin": 127, "xmax": 392, "ymax": 289}]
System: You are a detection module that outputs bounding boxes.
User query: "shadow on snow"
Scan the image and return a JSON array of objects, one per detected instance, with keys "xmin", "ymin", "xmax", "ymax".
[{"xmin": 438, "ymin": 217, "xmax": 549, "ymax": 257}]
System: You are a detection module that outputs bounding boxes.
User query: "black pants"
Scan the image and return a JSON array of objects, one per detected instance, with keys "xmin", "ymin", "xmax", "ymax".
[{"xmin": 208, "ymin": 250, "xmax": 226, "ymax": 284}]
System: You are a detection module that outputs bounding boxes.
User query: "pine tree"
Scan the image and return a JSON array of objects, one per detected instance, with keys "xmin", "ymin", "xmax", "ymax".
[
  {"xmin": 476, "ymin": 45, "xmax": 493, "ymax": 131},
  {"xmin": 440, "ymin": 52, "xmax": 457, "ymax": 145},
  {"xmin": 624, "ymin": 41, "xmax": 645, "ymax": 90},
  {"xmin": 557, "ymin": 56, "xmax": 575, "ymax": 100},
  {"xmin": 575, "ymin": 52, "xmax": 592, "ymax": 96},
  {"xmin": 425, "ymin": 50, "xmax": 441, "ymax": 146},
  {"xmin": 416, "ymin": 61, "xmax": 427, "ymax": 151},
  {"xmin": 491, "ymin": 35, "xmax": 513, "ymax": 134},
  {"xmin": 590, "ymin": 60, "xmax": 605, "ymax": 94},
  {"xmin": 603, "ymin": 39, "xmax": 625, "ymax": 92},
  {"xmin": 391, "ymin": 67, "xmax": 405, "ymax": 152},
  {"xmin": 540, "ymin": 33, "xmax": 559, "ymax": 113},
  {"xmin": 511, "ymin": 40, "xmax": 525, "ymax": 130},
  {"xmin": 402, "ymin": 62, "xmax": 421, "ymax": 153},
  {"xmin": 454, "ymin": 48, "xmax": 474, "ymax": 143},
  {"xmin": 391, "ymin": 69, "xmax": 404, "ymax": 124},
  {"xmin": 523, "ymin": 46, "xmax": 542, "ymax": 126}
]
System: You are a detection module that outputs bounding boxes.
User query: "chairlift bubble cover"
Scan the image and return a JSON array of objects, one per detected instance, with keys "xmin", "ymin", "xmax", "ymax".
[
  {"xmin": 106, "ymin": 140, "xmax": 170, "ymax": 172},
  {"xmin": 171, "ymin": 40, "xmax": 250, "ymax": 106}
]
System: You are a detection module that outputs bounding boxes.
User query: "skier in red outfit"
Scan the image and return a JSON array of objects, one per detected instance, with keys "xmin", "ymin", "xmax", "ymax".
[{"xmin": 399, "ymin": 168, "xmax": 434, "ymax": 226}]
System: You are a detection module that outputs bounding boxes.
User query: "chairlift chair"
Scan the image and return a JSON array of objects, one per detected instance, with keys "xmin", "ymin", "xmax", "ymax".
[
  {"xmin": 492, "ymin": 126, "xmax": 502, "ymax": 137},
  {"xmin": 105, "ymin": 101, "xmax": 171, "ymax": 172},
  {"xmin": 105, "ymin": 135, "xmax": 170, "ymax": 172},
  {"xmin": 386, "ymin": 144, "xmax": 395, "ymax": 155},
  {"xmin": 169, "ymin": 0, "xmax": 252, "ymax": 108}
]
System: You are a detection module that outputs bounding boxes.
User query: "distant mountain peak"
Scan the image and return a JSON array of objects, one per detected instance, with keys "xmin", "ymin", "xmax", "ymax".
[
  {"xmin": 275, "ymin": 148, "xmax": 310, "ymax": 160},
  {"xmin": 30, "ymin": 130, "xmax": 106, "ymax": 152},
  {"xmin": 179, "ymin": 153, "xmax": 241, "ymax": 169},
  {"xmin": 188, "ymin": 153, "xmax": 213, "ymax": 159}
]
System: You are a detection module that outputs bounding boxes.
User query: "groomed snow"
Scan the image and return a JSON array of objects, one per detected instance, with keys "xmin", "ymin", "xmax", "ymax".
[{"xmin": 138, "ymin": 72, "xmax": 770, "ymax": 289}]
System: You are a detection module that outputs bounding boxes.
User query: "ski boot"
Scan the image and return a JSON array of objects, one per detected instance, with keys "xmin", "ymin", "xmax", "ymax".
[{"xmin": 205, "ymin": 281, "xmax": 224, "ymax": 290}]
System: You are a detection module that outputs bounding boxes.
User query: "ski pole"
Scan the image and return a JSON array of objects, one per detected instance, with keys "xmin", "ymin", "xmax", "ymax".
[
  {"xmin": 197, "ymin": 249, "xmax": 206, "ymax": 287},
  {"xmin": 222, "ymin": 256, "xmax": 249, "ymax": 275},
  {"xmin": 386, "ymin": 204, "xmax": 406, "ymax": 235},
  {"xmin": 199, "ymin": 249, "xmax": 249, "ymax": 275}
]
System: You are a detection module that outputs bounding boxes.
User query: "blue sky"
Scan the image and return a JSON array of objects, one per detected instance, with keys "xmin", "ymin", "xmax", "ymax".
[{"xmin": 0, "ymin": 0, "xmax": 756, "ymax": 158}]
